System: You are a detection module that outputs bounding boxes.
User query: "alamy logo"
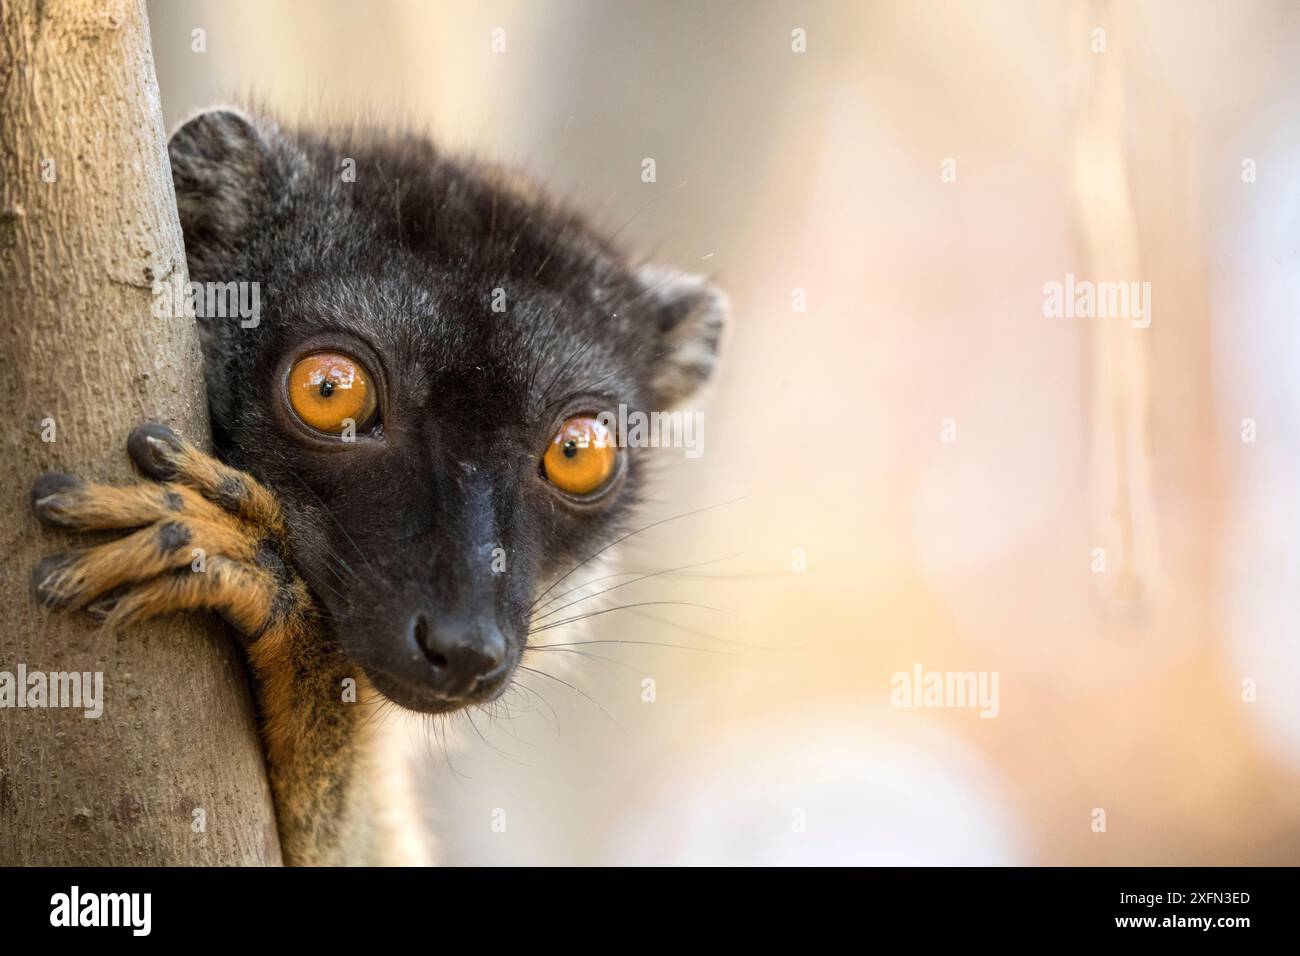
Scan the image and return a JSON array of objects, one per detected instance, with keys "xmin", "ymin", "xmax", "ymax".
[
  {"xmin": 596, "ymin": 403, "xmax": 705, "ymax": 459},
  {"xmin": 890, "ymin": 664, "xmax": 1000, "ymax": 718},
  {"xmin": 152, "ymin": 272, "xmax": 261, "ymax": 328},
  {"xmin": 50, "ymin": 886, "xmax": 151, "ymax": 936},
  {"xmin": 0, "ymin": 665, "xmax": 103, "ymax": 718},
  {"xmin": 1042, "ymin": 273, "xmax": 1151, "ymax": 328}
]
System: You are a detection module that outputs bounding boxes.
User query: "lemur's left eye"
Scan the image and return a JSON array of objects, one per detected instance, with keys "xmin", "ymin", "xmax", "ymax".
[
  {"xmin": 543, "ymin": 416, "xmax": 620, "ymax": 498},
  {"xmin": 287, "ymin": 352, "xmax": 378, "ymax": 434}
]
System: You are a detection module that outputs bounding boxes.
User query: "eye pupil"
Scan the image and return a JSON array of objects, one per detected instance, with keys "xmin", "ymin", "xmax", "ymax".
[
  {"xmin": 319, "ymin": 380, "xmax": 335, "ymax": 398},
  {"xmin": 563, "ymin": 440, "xmax": 578, "ymax": 458}
]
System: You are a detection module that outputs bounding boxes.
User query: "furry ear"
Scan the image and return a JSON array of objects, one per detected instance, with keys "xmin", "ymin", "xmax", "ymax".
[
  {"xmin": 637, "ymin": 265, "xmax": 730, "ymax": 407},
  {"xmin": 168, "ymin": 108, "xmax": 276, "ymax": 272}
]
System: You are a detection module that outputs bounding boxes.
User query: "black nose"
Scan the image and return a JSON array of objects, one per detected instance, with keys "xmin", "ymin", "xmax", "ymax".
[{"xmin": 410, "ymin": 613, "xmax": 507, "ymax": 697}]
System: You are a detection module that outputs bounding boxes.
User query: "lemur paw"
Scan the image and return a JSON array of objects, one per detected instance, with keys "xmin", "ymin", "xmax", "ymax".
[{"xmin": 30, "ymin": 423, "xmax": 312, "ymax": 643}]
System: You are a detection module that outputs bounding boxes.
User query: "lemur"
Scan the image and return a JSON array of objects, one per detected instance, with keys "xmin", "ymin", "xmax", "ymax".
[{"xmin": 28, "ymin": 109, "xmax": 727, "ymax": 865}]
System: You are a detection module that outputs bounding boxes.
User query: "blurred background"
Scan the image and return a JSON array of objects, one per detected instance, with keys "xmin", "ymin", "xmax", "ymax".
[{"xmin": 147, "ymin": 0, "xmax": 1300, "ymax": 864}]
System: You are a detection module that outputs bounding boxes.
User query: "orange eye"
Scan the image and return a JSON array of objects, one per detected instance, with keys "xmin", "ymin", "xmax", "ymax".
[
  {"xmin": 287, "ymin": 351, "xmax": 378, "ymax": 434},
  {"xmin": 543, "ymin": 416, "xmax": 620, "ymax": 497}
]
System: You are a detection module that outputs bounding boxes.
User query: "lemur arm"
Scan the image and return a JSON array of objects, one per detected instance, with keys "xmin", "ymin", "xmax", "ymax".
[{"xmin": 30, "ymin": 423, "xmax": 423, "ymax": 865}]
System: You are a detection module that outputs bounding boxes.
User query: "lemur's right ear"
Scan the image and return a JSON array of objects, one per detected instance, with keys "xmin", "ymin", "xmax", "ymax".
[{"xmin": 168, "ymin": 109, "xmax": 277, "ymax": 264}]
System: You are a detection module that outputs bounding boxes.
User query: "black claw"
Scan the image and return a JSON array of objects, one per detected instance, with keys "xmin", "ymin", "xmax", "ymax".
[
  {"xmin": 85, "ymin": 591, "xmax": 124, "ymax": 621},
  {"xmin": 31, "ymin": 553, "xmax": 78, "ymax": 609},
  {"xmin": 128, "ymin": 422, "xmax": 183, "ymax": 480},
  {"xmin": 30, "ymin": 472, "xmax": 83, "ymax": 525}
]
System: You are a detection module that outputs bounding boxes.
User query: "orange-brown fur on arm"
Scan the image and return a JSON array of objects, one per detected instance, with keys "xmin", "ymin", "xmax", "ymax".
[{"xmin": 30, "ymin": 424, "xmax": 417, "ymax": 865}]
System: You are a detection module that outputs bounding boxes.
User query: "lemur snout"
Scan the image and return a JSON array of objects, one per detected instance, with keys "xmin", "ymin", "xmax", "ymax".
[{"xmin": 410, "ymin": 612, "xmax": 508, "ymax": 699}]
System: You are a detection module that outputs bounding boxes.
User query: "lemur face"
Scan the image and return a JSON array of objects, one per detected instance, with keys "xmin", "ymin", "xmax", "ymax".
[{"xmin": 168, "ymin": 110, "xmax": 726, "ymax": 714}]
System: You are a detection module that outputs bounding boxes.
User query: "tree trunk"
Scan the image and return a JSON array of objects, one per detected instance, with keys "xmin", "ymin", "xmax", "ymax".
[{"xmin": 0, "ymin": 0, "xmax": 281, "ymax": 864}]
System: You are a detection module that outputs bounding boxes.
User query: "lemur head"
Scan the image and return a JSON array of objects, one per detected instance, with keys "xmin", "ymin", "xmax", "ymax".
[{"xmin": 168, "ymin": 109, "xmax": 727, "ymax": 714}]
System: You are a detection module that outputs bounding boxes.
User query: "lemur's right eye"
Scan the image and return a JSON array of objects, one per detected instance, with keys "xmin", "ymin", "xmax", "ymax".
[
  {"xmin": 287, "ymin": 352, "xmax": 378, "ymax": 435},
  {"xmin": 542, "ymin": 416, "xmax": 621, "ymax": 498}
]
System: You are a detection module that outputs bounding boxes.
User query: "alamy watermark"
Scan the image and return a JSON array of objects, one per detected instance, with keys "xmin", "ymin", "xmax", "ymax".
[
  {"xmin": 596, "ymin": 403, "xmax": 704, "ymax": 459},
  {"xmin": 50, "ymin": 886, "xmax": 150, "ymax": 936},
  {"xmin": 152, "ymin": 272, "xmax": 260, "ymax": 329},
  {"xmin": 1042, "ymin": 273, "xmax": 1151, "ymax": 328},
  {"xmin": 0, "ymin": 664, "xmax": 103, "ymax": 718},
  {"xmin": 890, "ymin": 663, "xmax": 999, "ymax": 718}
]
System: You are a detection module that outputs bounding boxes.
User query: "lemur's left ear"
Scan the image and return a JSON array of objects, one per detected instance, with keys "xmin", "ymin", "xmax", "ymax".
[
  {"xmin": 167, "ymin": 108, "xmax": 280, "ymax": 269},
  {"xmin": 637, "ymin": 265, "xmax": 730, "ymax": 407}
]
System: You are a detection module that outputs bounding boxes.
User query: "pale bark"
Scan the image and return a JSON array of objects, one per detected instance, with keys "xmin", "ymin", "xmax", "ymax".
[
  {"xmin": 0, "ymin": 0, "xmax": 281, "ymax": 864},
  {"xmin": 1069, "ymin": 0, "xmax": 1156, "ymax": 611}
]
